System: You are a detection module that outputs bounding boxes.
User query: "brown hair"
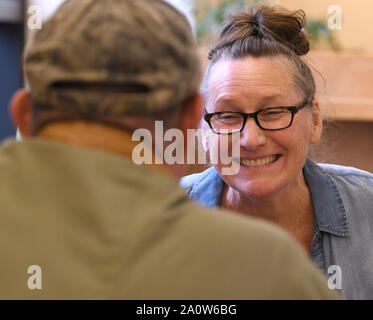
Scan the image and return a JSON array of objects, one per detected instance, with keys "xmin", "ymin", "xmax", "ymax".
[{"xmin": 203, "ymin": 4, "xmax": 316, "ymax": 104}]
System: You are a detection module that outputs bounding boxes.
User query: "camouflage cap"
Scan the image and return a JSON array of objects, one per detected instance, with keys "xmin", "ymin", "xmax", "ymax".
[{"xmin": 24, "ymin": 0, "xmax": 201, "ymax": 119}]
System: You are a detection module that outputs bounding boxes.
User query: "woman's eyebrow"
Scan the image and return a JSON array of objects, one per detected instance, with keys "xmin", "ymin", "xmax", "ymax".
[
  {"xmin": 258, "ymin": 93, "xmax": 283, "ymax": 103},
  {"xmin": 217, "ymin": 93, "xmax": 283, "ymax": 104},
  {"xmin": 213, "ymin": 97, "xmax": 240, "ymax": 109},
  {"xmin": 215, "ymin": 103, "xmax": 242, "ymax": 113},
  {"xmin": 215, "ymin": 97, "xmax": 238, "ymax": 105},
  {"xmin": 213, "ymin": 92, "xmax": 289, "ymax": 114}
]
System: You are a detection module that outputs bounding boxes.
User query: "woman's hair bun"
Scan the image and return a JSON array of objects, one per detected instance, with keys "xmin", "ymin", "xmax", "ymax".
[
  {"xmin": 206, "ymin": 5, "xmax": 316, "ymax": 106},
  {"xmin": 218, "ymin": 4, "xmax": 310, "ymax": 56}
]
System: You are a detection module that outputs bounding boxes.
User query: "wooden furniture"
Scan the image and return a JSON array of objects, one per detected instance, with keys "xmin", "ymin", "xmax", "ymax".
[{"xmin": 309, "ymin": 51, "xmax": 373, "ymax": 173}]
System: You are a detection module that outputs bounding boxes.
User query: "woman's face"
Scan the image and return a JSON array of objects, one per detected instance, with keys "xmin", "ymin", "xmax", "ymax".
[{"xmin": 204, "ymin": 56, "xmax": 322, "ymax": 199}]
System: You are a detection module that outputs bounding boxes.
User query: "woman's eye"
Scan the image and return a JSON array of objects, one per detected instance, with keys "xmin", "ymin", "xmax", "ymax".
[
  {"xmin": 217, "ymin": 113, "xmax": 241, "ymax": 120},
  {"xmin": 220, "ymin": 114, "xmax": 236, "ymax": 119},
  {"xmin": 261, "ymin": 109, "xmax": 287, "ymax": 117},
  {"xmin": 262, "ymin": 109, "xmax": 283, "ymax": 115}
]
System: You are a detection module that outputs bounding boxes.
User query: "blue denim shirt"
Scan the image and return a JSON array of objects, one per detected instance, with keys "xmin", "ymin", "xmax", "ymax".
[{"xmin": 180, "ymin": 158, "xmax": 373, "ymax": 299}]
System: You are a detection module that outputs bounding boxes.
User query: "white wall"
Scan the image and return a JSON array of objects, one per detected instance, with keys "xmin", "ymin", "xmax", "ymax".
[
  {"xmin": 27, "ymin": 0, "xmax": 65, "ymax": 22},
  {"xmin": 0, "ymin": 0, "xmax": 23, "ymax": 23},
  {"xmin": 164, "ymin": 0, "xmax": 196, "ymax": 31},
  {"xmin": 26, "ymin": 0, "xmax": 196, "ymax": 29}
]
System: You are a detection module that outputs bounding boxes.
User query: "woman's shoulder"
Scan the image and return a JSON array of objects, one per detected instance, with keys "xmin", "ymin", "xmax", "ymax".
[
  {"xmin": 318, "ymin": 162, "xmax": 373, "ymax": 190},
  {"xmin": 316, "ymin": 162, "xmax": 373, "ymax": 202},
  {"xmin": 180, "ymin": 166, "xmax": 224, "ymax": 207},
  {"xmin": 180, "ymin": 166, "xmax": 219, "ymax": 191},
  {"xmin": 318, "ymin": 162, "xmax": 373, "ymax": 180}
]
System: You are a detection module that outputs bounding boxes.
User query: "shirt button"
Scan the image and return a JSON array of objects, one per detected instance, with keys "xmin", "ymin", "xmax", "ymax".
[{"xmin": 314, "ymin": 234, "xmax": 321, "ymax": 244}]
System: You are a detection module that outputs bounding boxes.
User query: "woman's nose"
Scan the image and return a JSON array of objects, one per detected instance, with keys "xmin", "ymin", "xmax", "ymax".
[{"xmin": 240, "ymin": 118, "xmax": 266, "ymax": 149}]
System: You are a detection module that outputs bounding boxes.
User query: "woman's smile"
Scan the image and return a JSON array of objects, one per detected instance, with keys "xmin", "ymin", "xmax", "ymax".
[{"xmin": 239, "ymin": 155, "xmax": 279, "ymax": 167}]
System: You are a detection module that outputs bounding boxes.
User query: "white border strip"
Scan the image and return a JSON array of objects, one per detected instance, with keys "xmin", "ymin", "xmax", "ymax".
[{"xmin": 0, "ymin": 0, "xmax": 23, "ymax": 23}]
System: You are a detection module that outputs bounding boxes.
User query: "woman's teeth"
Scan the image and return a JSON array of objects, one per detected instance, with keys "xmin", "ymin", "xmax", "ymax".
[{"xmin": 240, "ymin": 156, "xmax": 277, "ymax": 167}]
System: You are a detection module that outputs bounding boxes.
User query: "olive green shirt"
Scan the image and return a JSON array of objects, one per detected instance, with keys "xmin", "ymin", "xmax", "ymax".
[{"xmin": 0, "ymin": 139, "xmax": 338, "ymax": 299}]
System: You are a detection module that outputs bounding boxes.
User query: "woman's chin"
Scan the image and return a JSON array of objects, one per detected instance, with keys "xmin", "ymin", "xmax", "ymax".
[{"xmin": 234, "ymin": 179, "xmax": 281, "ymax": 200}]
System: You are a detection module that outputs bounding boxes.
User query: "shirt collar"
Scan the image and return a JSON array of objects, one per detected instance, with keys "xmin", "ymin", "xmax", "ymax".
[
  {"xmin": 191, "ymin": 159, "xmax": 349, "ymax": 237},
  {"xmin": 189, "ymin": 166, "xmax": 224, "ymax": 208},
  {"xmin": 303, "ymin": 158, "xmax": 349, "ymax": 237}
]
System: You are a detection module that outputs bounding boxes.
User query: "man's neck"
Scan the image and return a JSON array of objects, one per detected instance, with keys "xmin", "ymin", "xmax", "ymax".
[{"xmin": 36, "ymin": 121, "xmax": 178, "ymax": 179}]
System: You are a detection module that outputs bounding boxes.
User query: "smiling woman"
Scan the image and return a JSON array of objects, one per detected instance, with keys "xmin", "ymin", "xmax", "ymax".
[
  {"xmin": 180, "ymin": 3, "xmax": 373, "ymax": 300},
  {"xmin": 204, "ymin": 56, "xmax": 322, "ymax": 200}
]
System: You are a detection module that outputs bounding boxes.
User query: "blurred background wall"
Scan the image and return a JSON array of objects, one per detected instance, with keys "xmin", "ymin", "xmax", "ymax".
[
  {"xmin": 271, "ymin": 1, "xmax": 373, "ymax": 172},
  {"xmin": 275, "ymin": 0, "xmax": 373, "ymax": 54}
]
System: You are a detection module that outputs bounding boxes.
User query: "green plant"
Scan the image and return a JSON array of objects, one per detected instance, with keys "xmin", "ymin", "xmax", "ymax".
[
  {"xmin": 196, "ymin": 0, "xmax": 264, "ymax": 45},
  {"xmin": 306, "ymin": 18, "xmax": 340, "ymax": 51}
]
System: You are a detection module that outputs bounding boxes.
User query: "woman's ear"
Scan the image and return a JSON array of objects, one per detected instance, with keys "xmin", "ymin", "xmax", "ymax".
[
  {"xmin": 9, "ymin": 89, "xmax": 33, "ymax": 138},
  {"xmin": 309, "ymin": 100, "xmax": 323, "ymax": 144}
]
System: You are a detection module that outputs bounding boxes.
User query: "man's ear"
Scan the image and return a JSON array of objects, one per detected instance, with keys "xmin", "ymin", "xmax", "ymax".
[
  {"xmin": 310, "ymin": 100, "xmax": 323, "ymax": 144},
  {"xmin": 9, "ymin": 89, "xmax": 33, "ymax": 138},
  {"xmin": 179, "ymin": 93, "xmax": 203, "ymax": 133},
  {"xmin": 178, "ymin": 93, "xmax": 204, "ymax": 165}
]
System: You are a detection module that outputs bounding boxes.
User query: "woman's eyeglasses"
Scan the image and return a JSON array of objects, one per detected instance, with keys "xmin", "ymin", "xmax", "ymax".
[{"xmin": 204, "ymin": 99, "xmax": 312, "ymax": 135}]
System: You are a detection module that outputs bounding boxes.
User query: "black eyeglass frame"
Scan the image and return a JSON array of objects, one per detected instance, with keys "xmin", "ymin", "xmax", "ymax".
[{"xmin": 204, "ymin": 98, "xmax": 312, "ymax": 135}]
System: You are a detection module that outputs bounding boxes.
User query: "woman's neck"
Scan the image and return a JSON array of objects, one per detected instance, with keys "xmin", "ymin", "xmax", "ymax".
[{"xmin": 221, "ymin": 175, "xmax": 315, "ymax": 253}]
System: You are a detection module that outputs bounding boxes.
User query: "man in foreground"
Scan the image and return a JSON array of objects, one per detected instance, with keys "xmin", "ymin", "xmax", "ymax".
[{"xmin": 0, "ymin": 0, "xmax": 338, "ymax": 299}]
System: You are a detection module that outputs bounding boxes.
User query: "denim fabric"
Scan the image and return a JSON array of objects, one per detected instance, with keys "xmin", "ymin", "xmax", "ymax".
[{"xmin": 180, "ymin": 158, "xmax": 373, "ymax": 299}]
